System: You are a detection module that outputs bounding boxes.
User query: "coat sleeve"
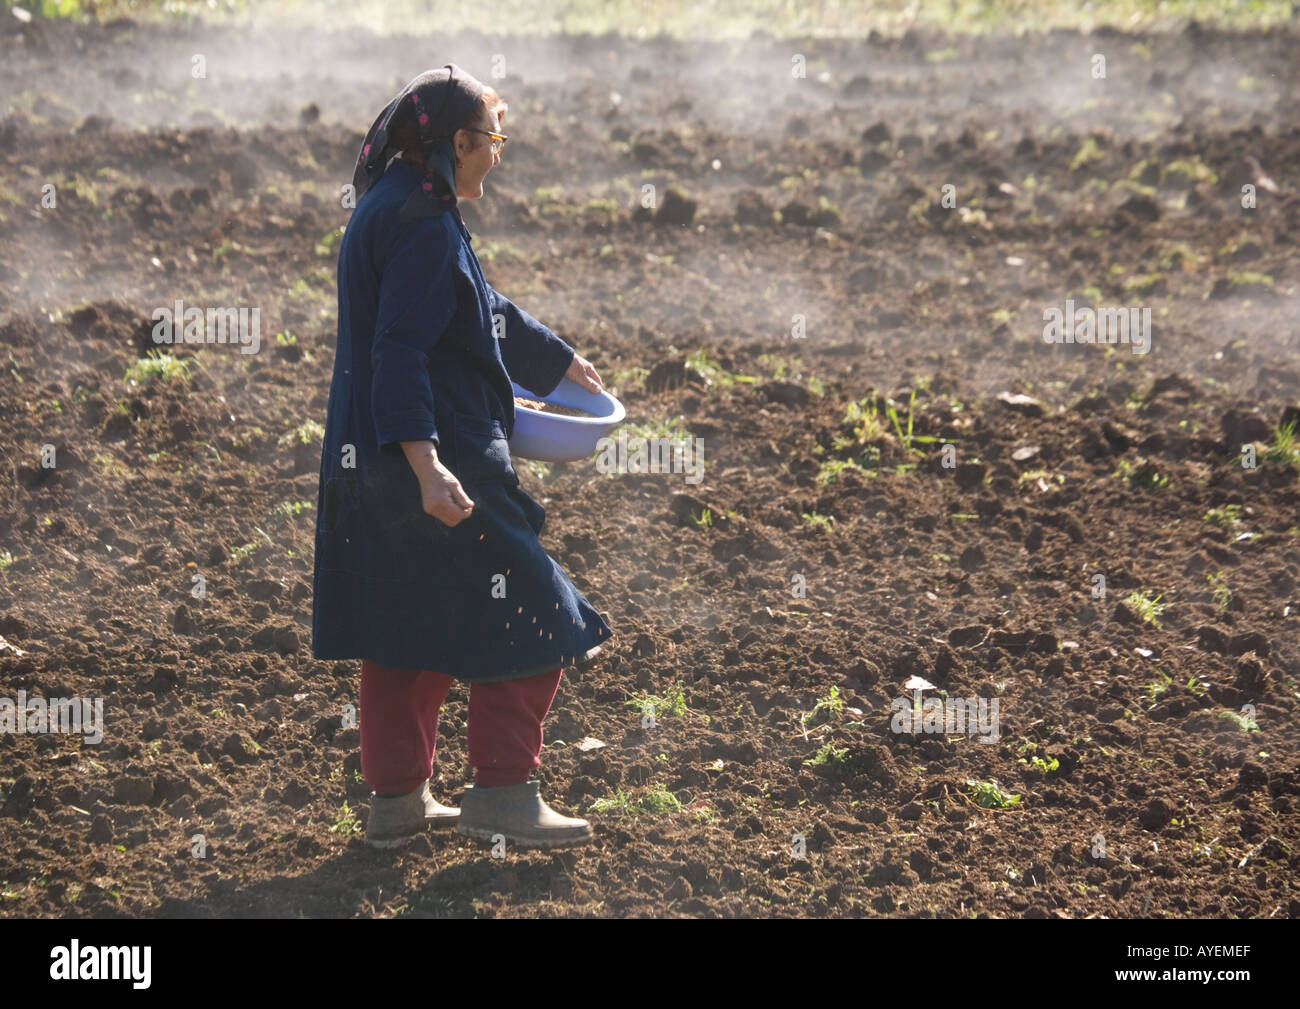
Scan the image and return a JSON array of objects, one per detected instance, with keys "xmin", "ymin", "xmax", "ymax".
[
  {"xmin": 371, "ymin": 215, "xmax": 458, "ymax": 450},
  {"xmin": 488, "ymin": 285, "xmax": 576, "ymax": 397}
]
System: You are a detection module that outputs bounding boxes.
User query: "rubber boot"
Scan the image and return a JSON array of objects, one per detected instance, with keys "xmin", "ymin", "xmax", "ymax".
[
  {"xmin": 365, "ymin": 780, "xmax": 459, "ymax": 848},
  {"xmin": 456, "ymin": 780, "xmax": 593, "ymax": 849}
]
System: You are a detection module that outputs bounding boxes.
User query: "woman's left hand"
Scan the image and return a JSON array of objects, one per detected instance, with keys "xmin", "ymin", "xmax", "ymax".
[{"xmin": 565, "ymin": 353, "xmax": 604, "ymax": 393}]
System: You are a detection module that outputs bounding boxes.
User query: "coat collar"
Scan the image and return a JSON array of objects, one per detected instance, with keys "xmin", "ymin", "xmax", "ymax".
[{"xmin": 387, "ymin": 159, "xmax": 471, "ymax": 237}]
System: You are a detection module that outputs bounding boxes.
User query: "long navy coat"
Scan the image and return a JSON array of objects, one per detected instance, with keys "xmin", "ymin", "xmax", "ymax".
[{"xmin": 311, "ymin": 159, "xmax": 613, "ymax": 681}]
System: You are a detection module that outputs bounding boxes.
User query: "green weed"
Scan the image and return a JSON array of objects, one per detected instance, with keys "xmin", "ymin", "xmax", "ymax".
[
  {"xmin": 816, "ymin": 457, "xmax": 868, "ymax": 485},
  {"xmin": 967, "ymin": 779, "xmax": 1021, "ymax": 809},
  {"xmin": 1217, "ymin": 710, "xmax": 1259, "ymax": 733},
  {"xmin": 1163, "ymin": 157, "xmax": 1217, "ymax": 186},
  {"xmin": 1203, "ymin": 504, "xmax": 1243, "ymax": 530},
  {"xmin": 1019, "ymin": 755, "xmax": 1060, "ymax": 774},
  {"xmin": 588, "ymin": 786, "xmax": 682, "ymax": 817},
  {"xmin": 269, "ymin": 500, "xmax": 313, "ymax": 524},
  {"xmin": 1227, "ymin": 271, "xmax": 1273, "ymax": 290},
  {"xmin": 1265, "ymin": 420, "xmax": 1300, "ymax": 470},
  {"xmin": 1114, "ymin": 456, "xmax": 1169, "ymax": 491},
  {"xmin": 1207, "ymin": 571, "xmax": 1233, "ymax": 611},
  {"xmin": 1124, "ymin": 589, "xmax": 1166, "ymax": 628},
  {"xmin": 612, "ymin": 366, "xmax": 649, "ymax": 393},
  {"xmin": 885, "ymin": 390, "xmax": 941, "ymax": 457},
  {"xmin": 801, "ymin": 511, "xmax": 835, "ymax": 532},
  {"xmin": 125, "ymin": 351, "xmax": 190, "ymax": 386},
  {"xmin": 1142, "ymin": 670, "xmax": 1174, "ymax": 705},
  {"xmin": 802, "ymin": 686, "xmax": 844, "ymax": 727},
  {"xmin": 329, "ymin": 801, "xmax": 362, "ymax": 835},
  {"xmin": 314, "ymin": 227, "xmax": 344, "ymax": 257},
  {"xmin": 626, "ymin": 682, "xmax": 697, "ymax": 722},
  {"xmin": 804, "ymin": 742, "xmax": 851, "ymax": 769},
  {"xmin": 278, "ymin": 420, "xmax": 325, "ymax": 447},
  {"xmin": 229, "ymin": 542, "xmax": 260, "ymax": 564},
  {"xmin": 684, "ymin": 348, "xmax": 757, "ymax": 388},
  {"xmin": 1018, "ymin": 468, "xmax": 1063, "ymax": 490},
  {"xmin": 1070, "ymin": 137, "xmax": 1104, "ymax": 173}
]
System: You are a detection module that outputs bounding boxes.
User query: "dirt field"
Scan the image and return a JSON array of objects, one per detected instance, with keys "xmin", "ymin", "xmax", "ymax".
[{"xmin": 1, "ymin": 9, "xmax": 1298, "ymax": 918}]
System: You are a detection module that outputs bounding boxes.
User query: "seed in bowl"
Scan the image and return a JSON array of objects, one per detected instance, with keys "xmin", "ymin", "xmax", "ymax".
[{"xmin": 513, "ymin": 397, "xmax": 592, "ymax": 418}]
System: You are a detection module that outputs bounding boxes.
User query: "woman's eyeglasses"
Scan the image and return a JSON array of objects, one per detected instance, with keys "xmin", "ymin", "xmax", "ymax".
[{"xmin": 464, "ymin": 128, "xmax": 508, "ymax": 154}]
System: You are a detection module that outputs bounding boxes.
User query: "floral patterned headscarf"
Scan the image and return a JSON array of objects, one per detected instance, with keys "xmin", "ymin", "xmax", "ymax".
[{"xmin": 352, "ymin": 63, "xmax": 487, "ymax": 221}]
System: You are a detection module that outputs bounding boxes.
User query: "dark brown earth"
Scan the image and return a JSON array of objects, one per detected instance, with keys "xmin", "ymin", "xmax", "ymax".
[{"xmin": 1, "ymin": 14, "xmax": 1298, "ymax": 918}]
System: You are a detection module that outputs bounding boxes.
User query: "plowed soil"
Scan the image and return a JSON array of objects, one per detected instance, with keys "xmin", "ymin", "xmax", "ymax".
[{"xmin": 1, "ymin": 14, "xmax": 1299, "ymax": 918}]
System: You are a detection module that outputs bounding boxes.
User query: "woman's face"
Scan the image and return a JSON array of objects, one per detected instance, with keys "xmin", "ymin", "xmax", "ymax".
[{"xmin": 454, "ymin": 108, "xmax": 503, "ymax": 200}]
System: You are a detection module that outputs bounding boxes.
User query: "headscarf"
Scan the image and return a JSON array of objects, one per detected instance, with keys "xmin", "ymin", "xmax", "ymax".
[{"xmin": 352, "ymin": 63, "xmax": 487, "ymax": 221}]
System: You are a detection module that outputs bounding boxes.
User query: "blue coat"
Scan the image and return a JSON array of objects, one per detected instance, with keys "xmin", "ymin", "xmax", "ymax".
[{"xmin": 311, "ymin": 159, "xmax": 614, "ymax": 681}]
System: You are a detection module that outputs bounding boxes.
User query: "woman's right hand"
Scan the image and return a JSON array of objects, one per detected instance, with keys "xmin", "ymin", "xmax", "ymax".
[
  {"xmin": 420, "ymin": 462, "xmax": 475, "ymax": 527},
  {"xmin": 401, "ymin": 439, "xmax": 475, "ymax": 526}
]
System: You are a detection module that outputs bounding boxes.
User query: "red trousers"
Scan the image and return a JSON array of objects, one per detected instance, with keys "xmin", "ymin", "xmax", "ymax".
[{"xmin": 359, "ymin": 659, "xmax": 563, "ymax": 795}]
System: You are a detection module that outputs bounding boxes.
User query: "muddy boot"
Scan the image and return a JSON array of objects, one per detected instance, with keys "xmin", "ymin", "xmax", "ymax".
[
  {"xmin": 365, "ymin": 780, "xmax": 460, "ymax": 848},
  {"xmin": 456, "ymin": 780, "xmax": 593, "ymax": 849}
]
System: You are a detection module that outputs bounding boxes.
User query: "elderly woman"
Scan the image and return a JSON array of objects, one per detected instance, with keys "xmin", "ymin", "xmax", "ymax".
[{"xmin": 312, "ymin": 64, "xmax": 614, "ymax": 849}]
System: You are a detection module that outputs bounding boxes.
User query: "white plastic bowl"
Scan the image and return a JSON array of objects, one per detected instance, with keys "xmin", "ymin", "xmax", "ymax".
[{"xmin": 508, "ymin": 376, "xmax": 626, "ymax": 462}]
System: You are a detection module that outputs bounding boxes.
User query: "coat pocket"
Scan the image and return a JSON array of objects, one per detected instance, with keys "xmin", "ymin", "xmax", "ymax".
[{"xmin": 452, "ymin": 411, "xmax": 517, "ymax": 487}]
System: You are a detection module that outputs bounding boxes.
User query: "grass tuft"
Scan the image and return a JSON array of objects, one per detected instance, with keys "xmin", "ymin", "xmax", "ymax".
[
  {"xmin": 1124, "ymin": 589, "xmax": 1166, "ymax": 628},
  {"xmin": 588, "ymin": 786, "xmax": 682, "ymax": 817},
  {"xmin": 125, "ymin": 351, "xmax": 190, "ymax": 386}
]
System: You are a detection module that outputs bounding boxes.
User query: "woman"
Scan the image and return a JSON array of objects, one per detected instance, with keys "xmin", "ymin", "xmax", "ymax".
[{"xmin": 311, "ymin": 64, "xmax": 614, "ymax": 849}]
